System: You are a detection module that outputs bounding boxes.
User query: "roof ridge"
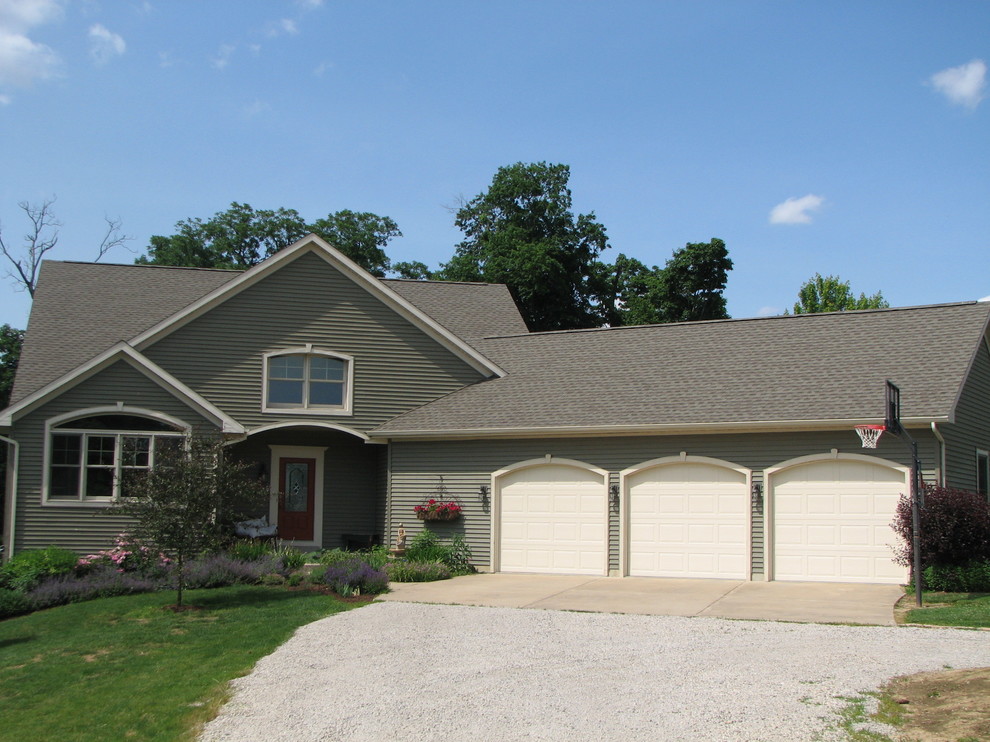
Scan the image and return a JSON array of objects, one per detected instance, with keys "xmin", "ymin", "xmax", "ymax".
[
  {"xmin": 49, "ymin": 260, "xmax": 242, "ymax": 273},
  {"xmin": 379, "ymin": 277, "xmax": 507, "ymax": 288},
  {"xmin": 478, "ymin": 301, "xmax": 986, "ymax": 340}
]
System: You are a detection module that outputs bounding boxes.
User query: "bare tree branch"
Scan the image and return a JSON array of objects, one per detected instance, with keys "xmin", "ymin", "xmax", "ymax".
[
  {"xmin": 96, "ymin": 214, "xmax": 134, "ymax": 261},
  {"xmin": 0, "ymin": 197, "xmax": 61, "ymax": 297}
]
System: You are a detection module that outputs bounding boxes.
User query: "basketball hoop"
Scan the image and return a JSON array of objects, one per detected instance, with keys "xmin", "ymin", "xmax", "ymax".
[{"xmin": 854, "ymin": 424, "xmax": 885, "ymax": 448}]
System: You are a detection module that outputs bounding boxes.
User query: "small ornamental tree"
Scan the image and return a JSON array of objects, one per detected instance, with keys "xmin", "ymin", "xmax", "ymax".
[
  {"xmin": 114, "ymin": 435, "xmax": 269, "ymax": 607},
  {"xmin": 892, "ymin": 484, "xmax": 990, "ymax": 576}
]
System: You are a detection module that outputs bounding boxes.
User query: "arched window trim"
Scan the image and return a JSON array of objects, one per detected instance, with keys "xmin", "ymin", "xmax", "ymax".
[
  {"xmin": 262, "ymin": 346, "xmax": 354, "ymax": 416},
  {"xmin": 42, "ymin": 407, "xmax": 189, "ymax": 507}
]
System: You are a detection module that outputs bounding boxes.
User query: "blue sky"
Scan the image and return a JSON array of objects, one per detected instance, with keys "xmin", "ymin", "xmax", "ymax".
[{"xmin": 1, "ymin": 0, "xmax": 987, "ymax": 330}]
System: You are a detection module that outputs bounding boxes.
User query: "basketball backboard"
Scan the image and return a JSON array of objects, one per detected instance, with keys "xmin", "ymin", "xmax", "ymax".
[{"xmin": 885, "ymin": 380, "xmax": 902, "ymax": 435}]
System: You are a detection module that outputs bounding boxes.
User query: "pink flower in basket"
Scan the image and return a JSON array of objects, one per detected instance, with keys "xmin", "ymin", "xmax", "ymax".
[{"xmin": 413, "ymin": 500, "xmax": 463, "ymax": 521}]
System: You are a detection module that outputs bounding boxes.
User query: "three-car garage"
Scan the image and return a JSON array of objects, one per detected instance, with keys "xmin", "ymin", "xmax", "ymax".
[{"xmin": 492, "ymin": 453, "xmax": 909, "ymax": 585}]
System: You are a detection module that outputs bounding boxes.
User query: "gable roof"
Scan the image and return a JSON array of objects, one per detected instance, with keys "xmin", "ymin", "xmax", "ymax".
[
  {"xmin": 1, "ymin": 342, "xmax": 244, "ymax": 432},
  {"xmin": 9, "ymin": 236, "xmax": 524, "ymax": 405},
  {"xmin": 372, "ymin": 302, "xmax": 990, "ymax": 438}
]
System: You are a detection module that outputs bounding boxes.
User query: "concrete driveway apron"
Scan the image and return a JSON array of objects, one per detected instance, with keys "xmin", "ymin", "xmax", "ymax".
[{"xmin": 377, "ymin": 573, "xmax": 903, "ymax": 625}]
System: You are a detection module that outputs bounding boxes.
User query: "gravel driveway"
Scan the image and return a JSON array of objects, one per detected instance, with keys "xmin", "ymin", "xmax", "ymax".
[{"xmin": 200, "ymin": 602, "xmax": 990, "ymax": 742}]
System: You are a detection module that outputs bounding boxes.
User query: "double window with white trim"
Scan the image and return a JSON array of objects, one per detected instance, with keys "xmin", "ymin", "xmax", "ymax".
[
  {"xmin": 263, "ymin": 348, "xmax": 353, "ymax": 414},
  {"xmin": 46, "ymin": 414, "xmax": 185, "ymax": 503}
]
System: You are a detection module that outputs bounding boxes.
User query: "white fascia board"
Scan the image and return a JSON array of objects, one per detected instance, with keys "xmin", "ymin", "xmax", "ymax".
[
  {"xmin": 0, "ymin": 342, "xmax": 244, "ymax": 434},
  {"xmin": 128, "ymin": 234, "xmax": 505, "ymax": 379},
  {"xmin": 369, "ymin": 416, "xmax": 946, "ymax": 442}
]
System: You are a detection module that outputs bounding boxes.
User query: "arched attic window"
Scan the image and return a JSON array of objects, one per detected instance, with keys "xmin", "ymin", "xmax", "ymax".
[
  {"xmin": 46, "ymin": 412, "xmax": 186, "ymax": 503},
  {"xmin": 263, "ymin": 348, "xmax": 354, "ymax": 415}
]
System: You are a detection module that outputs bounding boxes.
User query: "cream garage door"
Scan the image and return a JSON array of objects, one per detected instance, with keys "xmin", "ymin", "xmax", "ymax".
[
  {"xmin": 498, "ymin": 463, "xmax": 607, "ymax": 575},
  {"xmin": 771, "ymin": 458, "xmax": 908, "ymax": 584},
  {"xmin": 626, "ymin": 462, "xmax": 749, "ymax": 578}
]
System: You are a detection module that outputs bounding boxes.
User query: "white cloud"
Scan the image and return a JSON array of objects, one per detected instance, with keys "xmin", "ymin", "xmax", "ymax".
[
  {"xmin": 979, "ymin": 295, "xmax": 990, "ymax": 303},
  {"xmin": 243, "ymin": 98, "xmax": 270, "ymax": 117},
  {"xmin": 0, "ymin": 0, "xmax": 64, "ymax": 33},
  {"xmin": 295, "ymin": 0, "xmax": 324, "ymax": 9},
  {"xmin": 212, "ymin": 43, "xmax": 234, "ymax": 69},
  {"xmin": 0, "ymin": 0, "xmax": 63, "ymax": 89},
  {"xmin": 929, "ymin": 59, "xmax": 987, "ymax": 109},
  {"xmin": 769, "ymin": 194, "xmax": 825, "ymax": 225},
  {"xmin": 88, "ymin": 24, "xmax": 125, "ymax": 66},
  {"xmin": 756, "ymin": 306, "xmax": 780, "ymax": 317},
  {"xmin": 0, "ymin": 92, "xmax": 10, "ymax": 104},
  {"xmin": 0, "ymin": 30, "xmax": 59, "ymax": 86},
  {"xmin": 313, "ymin": 60, "xmax": 330, "ymax": 77},
  {"xmin": 158, "ymin": 50, "xmax": 174, "ymax": 68}
]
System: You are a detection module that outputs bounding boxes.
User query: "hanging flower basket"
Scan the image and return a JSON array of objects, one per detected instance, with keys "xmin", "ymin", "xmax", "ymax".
[{"xmin": 414, "ymin": 500, "xmax": 462, "ymax": 521}]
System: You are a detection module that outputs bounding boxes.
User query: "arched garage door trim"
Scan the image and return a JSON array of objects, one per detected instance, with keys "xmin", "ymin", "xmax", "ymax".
[
  {"xmin": 763, "ymin": 452, "xmax": 909, "ymax": 583},
  {"xmin": 619, "ymin": 455, "xmax": 752, "ymax": 579},
  {"xmin": 492, "ymin": 457, "xmax": 609, "ymax": 575}
]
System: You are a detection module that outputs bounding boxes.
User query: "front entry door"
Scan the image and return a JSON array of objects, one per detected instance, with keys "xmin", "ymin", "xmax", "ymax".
[{"xmin": 277, "ymin": 457, "xmax": 316, "ymax": 541}]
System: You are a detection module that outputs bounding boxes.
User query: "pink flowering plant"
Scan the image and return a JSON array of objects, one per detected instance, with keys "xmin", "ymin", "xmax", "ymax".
[
  {"xmin": 413, "ymin": 499, "xmax": 463, "ymax": 521},
  {"xmin": 77, "ymin": 533, "xmax": 171, "ymax": 577}
]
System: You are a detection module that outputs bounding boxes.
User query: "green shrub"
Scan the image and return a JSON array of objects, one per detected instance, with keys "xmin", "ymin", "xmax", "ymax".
[
  {"xmin": 0, "ymin": 588, "xmax": 32, "ymax": 619},
  {"xmin": 317, "ymin": 548, "xmax": 356, "ymax": 566},
  {"xmin": 0, "ymin": 547, "xmax": 81, "ymax": 592},
  {"xmin": 286, "ymin": 572, "xmax": 305, "ymax": 587},
  {"xmin": 364, "ymin": 545, "xmax": 391, "ymax": 570},
  {"xmin": 385, "ymin": 561, "xmax": 452, "ymax": 582},
  {"xmin": 405, "ymin": 531, "xmax": 474, "ymax": 575},
  {"xmin": 228, "ymin": 539, "xmax": 274, "ymax": 562},
  {"xmin": 923, "ymin": 560, "xmax": 990, "ymax": 592},
  {"xmin": 273, "ymin": 545, "xmax": 306, "ymax": 571}
]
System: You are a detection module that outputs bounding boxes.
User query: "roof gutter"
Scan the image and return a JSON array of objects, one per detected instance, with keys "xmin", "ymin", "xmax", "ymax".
[
  {"xmin": 370, "ymin": 416, "xmax": 946, "ymax": 442},
  {"xmin": 1, "ymin": 435, "xmax": 19, "ymax": 562}
]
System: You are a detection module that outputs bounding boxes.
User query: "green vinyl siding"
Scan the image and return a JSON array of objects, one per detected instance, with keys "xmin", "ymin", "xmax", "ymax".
[
  {"xmin": 142, "ymin": 252, "xmax": 486, "ymax": 432},
  {"xmin": 940, "ymin": 335, "xmax": 990, "ymax": 494},
  {"xmin": 388, "ymin": 429, "xmax": 938, "ymax": 575},
  {"xmin": 8, "ymin": 360, "xmax": 218, "ymax": 556}
]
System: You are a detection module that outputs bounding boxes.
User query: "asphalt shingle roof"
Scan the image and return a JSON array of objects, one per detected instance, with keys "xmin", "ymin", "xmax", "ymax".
[
  {"xmin": 372, "ymin": 302, "xmax": 990, "ymax": 435},
  {"xmin": 10, "ymin": 261, "xmax": 526, "ymax": 404}
]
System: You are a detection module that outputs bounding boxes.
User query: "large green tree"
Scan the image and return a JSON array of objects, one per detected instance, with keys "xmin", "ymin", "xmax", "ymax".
[
  {"xmin": 0, "ymin": 324, "xmax": 23, "ymax": 409},
  {"xmin": 792, "ymin": 273, "xmax": 888, "ymax": 314},
  {"xmin": 441, "ymin": 162, "xmax": 610, "ymax": 332},
  {"xmin": 138, "ymin": 203, "xmax": 402, "ymax": 277}
]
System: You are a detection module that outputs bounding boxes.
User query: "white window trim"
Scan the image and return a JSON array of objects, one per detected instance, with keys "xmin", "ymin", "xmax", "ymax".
[
  {"xmin": 262, "ymin": 346, "xmax": 354, "ymax": 416},
  {"xmin": 977, "ymin": 449, "xmax": 989, "ymax": 498},
  {"xmin": 42, "ymin": 407, "xmax": 189, "ymax": 508}
]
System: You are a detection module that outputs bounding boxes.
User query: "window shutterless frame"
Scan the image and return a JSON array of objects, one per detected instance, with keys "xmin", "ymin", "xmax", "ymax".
[
  {"xmin": 262, "ymin": 347, "xmax": 354, "ymax": 415},
  {"xmin": 977, "ymin": 449, "xmax": 989, "ymax": 499},
  {"xmin": 42, "ymin": 408, "xmax": 188, "ymax": 506}
]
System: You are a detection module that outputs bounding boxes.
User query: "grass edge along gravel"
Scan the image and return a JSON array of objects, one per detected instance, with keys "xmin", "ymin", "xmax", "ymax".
[{"xmin": 0, "ymin": 585, "xmax": 360, "ymax": 742}]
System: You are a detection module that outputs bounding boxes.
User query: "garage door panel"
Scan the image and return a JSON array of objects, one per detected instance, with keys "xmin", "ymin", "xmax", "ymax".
[
  {"xmin": 772, "ymin": 458, "xmax": 907, "ymax": 584},
  {"xmin": 499, "ymin": 464, "xmax": 607, "ymax": 576},
  {"xmin": 628, "ymin": 462, "xmax": 748, "ymax": 579}
]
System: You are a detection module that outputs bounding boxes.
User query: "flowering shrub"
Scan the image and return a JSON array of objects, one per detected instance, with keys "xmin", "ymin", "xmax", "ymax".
[
  {"xmin": 77, "ymin": 534, "xmax": 171, "ymax": 577},
  {"xmin": 404, "ymin": 531, "xmax": 474, "ymax": 575},
  {"xmin": 413, "ymin": 500, "xmax": 462, "ymax": 521},
  {"xmin": 322, "ymin": 558, "xmax": 389, "ymax": 596},
  {"xmin": 28, "ymin": 567, "xmax": 162, "ymax": 611},
  {"xmin": 179, "ymin": 554, "xmax": 284, "ymax": 590}
]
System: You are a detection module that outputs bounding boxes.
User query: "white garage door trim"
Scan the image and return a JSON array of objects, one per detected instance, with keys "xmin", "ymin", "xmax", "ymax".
[
  {"xmin": 492, "ymin": 457, "xmax": 609, "ymax": 576},
  {"xmin": 619, "ymin": 454, "xmax": 752, "ymax": 579},
  {"xmin": 764, "ymin": 451, "xmax": 909, "ymax": 584}
]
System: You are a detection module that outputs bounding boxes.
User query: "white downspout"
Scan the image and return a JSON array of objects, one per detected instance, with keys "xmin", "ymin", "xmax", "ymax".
[
  {"xmin": 1, "ymin": 435, "xmax": 19, "ymax": 562},
  {"xmin": 930, "ymin": 422, "xmax": 946, "ymax": 486}
]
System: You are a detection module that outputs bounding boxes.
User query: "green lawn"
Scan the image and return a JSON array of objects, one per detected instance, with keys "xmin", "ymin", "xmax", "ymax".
[
  {"xmin": 0, "ymin": 586, "xmax": 357, "ymax": 741},
  {"xmin": 906, "ymin": 591, "xmax": 990, "ymax": 627}
]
